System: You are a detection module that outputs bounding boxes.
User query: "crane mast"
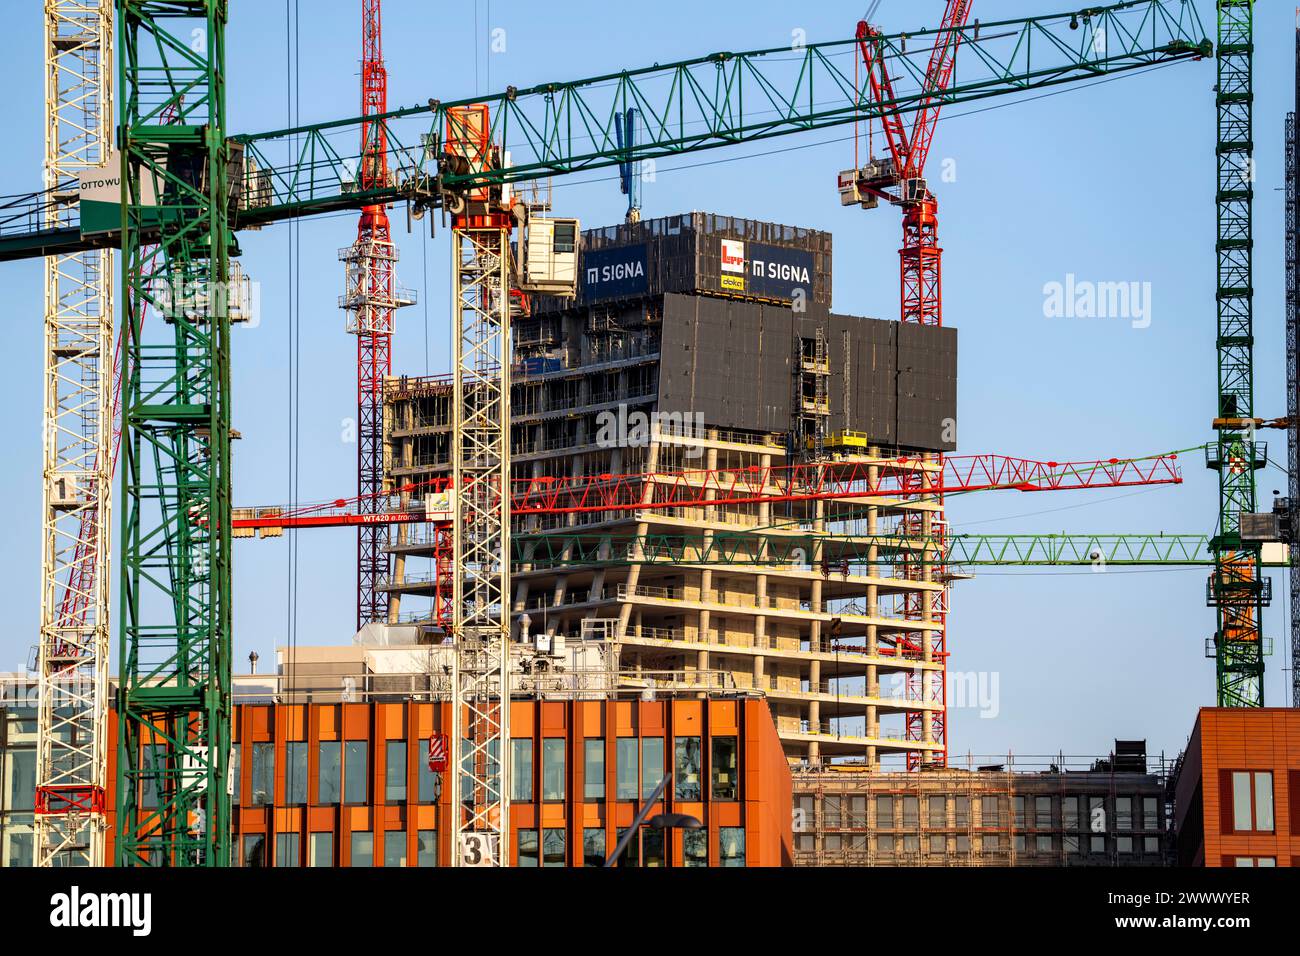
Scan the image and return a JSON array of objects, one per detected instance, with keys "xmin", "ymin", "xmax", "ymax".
[
  {"xmin": 446, "ymin": 105, "xmax": 514, "ymax": 866},
  {"xmin": 115, "ymin": 0, "xmax": 233, "ymax": 866},
  {"xmin": 848, "ymin": 0, "xmax": 972, "ymax": 769},
  {"xmin": 341, "ymin": 0, "xmax": 413, "ymax": 630},
  {"xmin": 35, "ymin": 0, "xmax": 114, "ymax": 868},
  {"xmin": 1210, "ymin": 0, "xmax": 1264, "ymax": 707}
]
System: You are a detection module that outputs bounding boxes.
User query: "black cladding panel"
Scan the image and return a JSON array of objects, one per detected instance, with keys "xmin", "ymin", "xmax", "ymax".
[{"xmin": 656, "ymin": 295, "xmax": 957, "ymax": 452}]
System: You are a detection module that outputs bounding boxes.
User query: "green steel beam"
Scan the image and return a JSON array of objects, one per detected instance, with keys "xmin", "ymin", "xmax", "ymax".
[
  {"xmin": 115, "ymin": 0, "xmax": 232, "ymax": 867},
  {"xmin": 0, "ymin": 1, "xmax": 1210, "ymax": 261},
  {"xmin": 1210, "ymin": 1, "xmax": 1265, "ymax": 707},
  {"xmin": 510, "ymin": 531, "xmax": 1278, "ymax": 570}
]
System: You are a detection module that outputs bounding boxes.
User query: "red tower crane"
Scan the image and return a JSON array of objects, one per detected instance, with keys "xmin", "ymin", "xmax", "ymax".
[
  {"xmin": 840, "ymin": 0, "xmax": 973, "ymax": 768},
  {"xmin": 341, "ymin": 0, "xmax": 414, "ymax": 629}
]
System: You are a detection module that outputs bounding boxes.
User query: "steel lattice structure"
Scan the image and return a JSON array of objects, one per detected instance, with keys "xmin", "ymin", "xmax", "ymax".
[
  {"xmin": 1286, "ymin": 25, "xmax": 1298, "ymax": 708},
  {"xmin": 115, "ymin": 0, "xmax": 233, "ymax": 866},
  {"xmin": 339, "ymin": 0, "xmax": 412, "ymax": 629},
  {"xmin": 450, "ymin": 222, "xmax": 513, "ymax": 866},
  {"xmin": 1209, "ymin": 0, "xmax": 1264, "ymax": 707},
  {"xmin": 36, "ymin": 0, "xmax": 114, "ymax": 868}
]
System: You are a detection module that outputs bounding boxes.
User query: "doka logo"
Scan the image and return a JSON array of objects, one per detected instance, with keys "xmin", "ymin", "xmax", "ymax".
[{"xmin": 720, "ymin": 238, "xmax": 746, "ymax": 273}]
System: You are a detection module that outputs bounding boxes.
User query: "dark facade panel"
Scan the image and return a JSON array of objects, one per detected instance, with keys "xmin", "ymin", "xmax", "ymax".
[{"xmin": 658, "ymin": 295, "xmax": 958, "ymax": 452}]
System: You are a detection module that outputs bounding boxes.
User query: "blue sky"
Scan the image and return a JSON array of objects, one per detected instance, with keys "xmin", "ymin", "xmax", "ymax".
[{"xmin": 0, "ymin": 1, "xmax": 1295, "ymax": 763}]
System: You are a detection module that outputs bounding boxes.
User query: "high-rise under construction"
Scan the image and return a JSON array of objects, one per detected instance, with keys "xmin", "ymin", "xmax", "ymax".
[{"xmin": 382, "ymin": 212, "xmax": 957, "ymax": 770}]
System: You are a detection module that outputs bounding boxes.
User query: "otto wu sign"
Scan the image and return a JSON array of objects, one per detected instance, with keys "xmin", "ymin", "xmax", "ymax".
[{"xmin": 716, "ymin": 238, "xmax": 813, "ymax": 302}]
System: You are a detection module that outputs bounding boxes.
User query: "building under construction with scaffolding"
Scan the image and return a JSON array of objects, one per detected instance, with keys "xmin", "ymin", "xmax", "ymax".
[
  {"xmin": 382, "ymin": 212, "xmax": 958, "ymax": 770},
  {"xmin": 791, "ymin": 741, "xmax": 1173, "ymax": 867}
]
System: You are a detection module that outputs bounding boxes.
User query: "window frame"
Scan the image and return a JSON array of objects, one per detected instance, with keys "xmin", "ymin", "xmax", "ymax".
[{"xmin": 1224, "ymin": 769, "xmax": 1275, "ymax": 834}]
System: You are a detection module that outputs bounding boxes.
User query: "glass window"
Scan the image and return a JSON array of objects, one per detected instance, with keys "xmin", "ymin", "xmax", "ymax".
[
  {"xmin": 417, "ymin": 830, "xmax": 438, "ymax": 867},
  {"xmin": 517, "ymin": 829, "xmax": 539, "ymax": 867},
  {"xmin": 242, "ymin": 834, "xmax": 266, "ymax": 868},
  {"xmin": 1013, "ymin": 796, "xmax": 1026, "ymax": 828},
  {"xmin": 982, "ymin": 834, "xmax": 1000, "ymax": 854},
  {"xmin": 1063, "ymin": 796, "xmax": 1080, "ymax": 829},
  {"xmin": 584, "ymin": 739, "xmax": 605, "ymax": 800},
  {"xmin": 1116, "ymin": 796, "xmax": 1133, "ymax": 830},
  {"xmin": 385, "ymin": 741, "xmax": 407, "ymax": 803},
  {"xmin": 542, "ymin": 828, "xmax": 566, "ymax": 867},
  {"xmin": 825, "ymin": 833, "xmax": 843, "ymax": 853},
  {"xmin": 674, "ymin": 737, "xmax": 702, "ymax": 800},
  {"xmin": 1255, "ymin": 772, "xmax": 1275, "ymax": 832},
  {"xmin": 511, "ymin": 738, "xmax": 533, "ymax": 802},
  {"xmin": 1144, "ymin": 836, "xmax": 1161, "ymax": 855},
  {"xmin": 542, "ymin": 739, "xmax": 566, "ymax": 801},
  {"xmin": 1035, "ymin": 796, "xmax": 1052, "ymax": 829},
  {"xmin": 928, "ymin": 796, "xmax": 946, "ymax": 827},
  {"xmin": 344, "ymin": 741, "xmax": 368, "ymax": 804},
  {"xmin": 824, "ymin": 795, "xmax": 842, "ymax": 829},
  {"xmin": 309, "ymin": 832, "xmax": 332, "ymax": 867},
  {"xmin": 956, "ymin": 834, "xmax": 970, "ymax": 854},
  {"xmin": 350, "ymin": 830, "xmax": 373, "ymax": 867},
  {"xmin": 711, "ymin": 736, "xmax": 738, "ymax": 800},
  {"xmin": 384, "ymin": 830, "xmax": 406, "ymax": 867},
  {"xmin": 1014, "ymin": 834, "xmax": 1026, "ymax": 854},
  {"xmin": 231, "ymin": 746, "xmax": 240, "ymax": 806},
  {"xmin": 1088, "ymin": 796, "xmax": 1106, "ymax": 833},
  {"xmin": 641, "ymin": 738, "xmax": 664, "ymax": 800},
  {"xmin": 954, "ymin": 796, "xmax": 969, "ymax": 827},
  {"xmin": 1231, "ymin": 771, "xmax": 1253, "ymax": 831},
  {"xmin": 583, "ymin": 828, "xmax": 606, "ymax": 867},
  {"xmin": 1064, "ymin": 834, "xmax": 1081, "ymax": 855},
  {"xmin": 1089, "ymin": 835, "xmax": 1106, "ymax": 854},
  {"xmin": 417, "ymin": 746, "xmax": 439, "ymax": 803},
  {"xmin": 615, "ymin": 738, "xmax": 637, "ymax": 799},
  {"xmin": 251, "ymin": 742, "xmax": 274, "ymax": 807},
  {"xmin": 903, "ymin": 834, "xmax": 919, "ymax": 854},
  {"xmin": 683, "ymin": 828, "xmax": 708, "ymax": 867},
  {"xmin": 616, "ymin": 829, "xmax": 638, "ymax": 868},
  {"xmin": 285, "ymin": 742, "xmax": 308, "ymax": 805},
  {"xmin": 849, "ymin": 796, "xmax": 867, "ymax": 828},
  {"xmin": 275, "ymin": 832, "xmax": 300, "ymax": 867},
  {"xmin": 929, "ymin": 834, "xmax": 945, "ymax": 854},
  {"xmin": 876, "ymin": 795, "xmax": 894, "ymax": 828},
  {"xmin": 1143, "ymin": 796, "xmax": 1159, "ymax": 830},
  {"xmin": 877, "ymin": 834, "xmax": 895, "ymax": 855},
  {"xmin": 1118, "ymin": 836, "xmax": 1134, "ymax": 855},
  {"xmin": 1036, "ymin": 835, "xmax": 1053, "ymax": 853},
  {"xmin": 7, "ymin": 750, "xmax": 35, "ymax": 811},
  {"xmin": 642, "ymin": 827, "xmax": 665, "ymax": 867},
  {"xmin": 903, "ymin": 796, "xmax": 919, "ymax": 827},
  {"xmin": 719, "ymin": 827, "xmax": 745, "ymax": 867},
  {"xmin": 795, "ymin": 795, "xmax": 814, "ymax": 833},
  {"xmin": 5, "ymin": 830, "xmax": 33, "ymax": 868},
  {"xmin": 318, "ymin": 741, "xmax": 341, "ymax": 805}
]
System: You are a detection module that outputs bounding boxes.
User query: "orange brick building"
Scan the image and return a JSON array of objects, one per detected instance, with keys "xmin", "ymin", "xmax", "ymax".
[
  {"xmin": 106, "ymin": 695, "xmax": 793, "ymax": 867},
  {"xmin": 1173, "ymin": 708, "xmax": 1300, "ymax": 867}
]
